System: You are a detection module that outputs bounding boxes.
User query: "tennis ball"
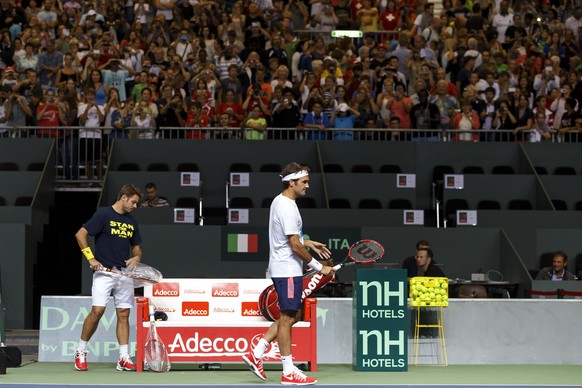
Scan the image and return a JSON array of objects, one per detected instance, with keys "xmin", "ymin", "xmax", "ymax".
[{"xmin": 420, "ymin": 301, "xmax": 426, "ymax": 306}]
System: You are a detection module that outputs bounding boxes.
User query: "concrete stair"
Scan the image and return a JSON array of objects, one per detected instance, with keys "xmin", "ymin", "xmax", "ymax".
[{"xmin": 4, "ymin": 329, "xmax": 38, "ymax": 363}]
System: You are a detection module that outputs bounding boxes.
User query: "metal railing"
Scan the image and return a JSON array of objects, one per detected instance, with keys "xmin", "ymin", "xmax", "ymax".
[{"xmin": 1, "ymin": 126, "xmax": 578, "ymax": 185}]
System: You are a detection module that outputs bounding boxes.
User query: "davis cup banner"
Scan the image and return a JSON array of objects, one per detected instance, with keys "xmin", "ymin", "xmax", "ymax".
[{"xmin": 38, "ymin": 296, "xmax": 137, "ymax": 362}]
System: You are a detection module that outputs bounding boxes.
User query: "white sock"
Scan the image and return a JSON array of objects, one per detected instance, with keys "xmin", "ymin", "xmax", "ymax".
[
  {"xmin": 77, "ymin": 340, "xmax": 88, "ymax": 352},
  {"xmin": 253, "ymin": 338, "xmax": 270, "ymax": 359},
  {"xmin": 281, "ymin": 355, "xmax": 294, "ymax": 375},
  {"xmin": 119, "ymin": 344, "xmax": 129, "ymax": 358}
]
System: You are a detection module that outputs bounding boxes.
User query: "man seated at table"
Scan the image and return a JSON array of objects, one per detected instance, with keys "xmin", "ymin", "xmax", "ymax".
[
  {"xmin": 402, "ymin": 239, "xmax": 431, "ymax": 277},
  {"xmin": 536, "ymin": 251, "xmax": 576, "ymax": 281},
  {"xmin": 416, "ymin": 247, "xmax": 446, "ymax": 277},
  {"xmin": 141, "ymin": 182, "xmax": 170, "ymax": 208}
]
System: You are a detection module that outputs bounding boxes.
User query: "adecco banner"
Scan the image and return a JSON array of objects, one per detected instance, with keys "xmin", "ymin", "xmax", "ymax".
[
  {"xmin": 144, "ymin": 278, "xmax": 272, "ymax": 322},
  {"xmin": 38, "ymin": 296, "xmax": 137, "ymax": 362},
  {"xmin": 150, "ymin": 325, "xmax": 312, "ymax": 363},
  {"xmin": 353, "ymin": 268, "xmax": 408, "ymax": 371}
]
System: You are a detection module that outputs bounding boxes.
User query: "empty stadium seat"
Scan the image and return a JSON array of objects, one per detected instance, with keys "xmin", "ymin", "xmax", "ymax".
[
  {"xmin": 379, "ymin": 164, "xmax": 402, "ymax": 174},
  {"xmin": 175, "ymin": 197, "xmax": 198, "ymax": 208},
  {"xmin": 462, "ymin": 166, "xmax": 484, "ymax": 174},
  {"xmin": 445, "ymin": 199, "xmax": 470, "ymax": 222},
  {"xmin": 323, "ymin": 164, "xmax": 344, "ymax": 173},
  {"xmin": 296, "ymin": 197, "xmax": 317, "ymax": 209},
  {"xmin": 259, "ymin": 163, "xmax": 281, "ymax": 172},
  {"xmin": 534, "ymin": 166, "xmax": 548, "ymax": 175},
  {"xmin": 0, "ymin": 162, "xmax": 18, "ymax": 171},
  {"xmin": 433, "ymin": 165, "xmax": 455, "ymax": 181},
  {"xmin": 553, "ymin": 166, "xmax": 576, "ymax": 175},
  {"xmin": 148, "ymin": 163, "xmax": 170, "ymax": 171},
  {"xmin": 433, "ymin": 165, "xmax": 455, "ymax": 204},
  {"xmin": 14, "ymin": 196, "xmax": 33, "ymax": 206},
  {"xmin": 328, "ymin": 198, "xmax": 351, "ymax": 208},
  {"xmin": 358, "ymin": 199, "xmax": 382, "ymax": 209},
  {"xmin": 177, "ymin": 163, "xmax": 199, "ymax": 172},
  {"xmin": 492, "ymin": 165, "xmax": 515, "ymax": 174},
  {"xmin": 351, "ymin": 164, "xmax": 374, "ymax": 173},
  {"xmin": 477, "ymin": 200, "xmax": 501, "ymax": 210},
  {"xmin": 508, "ymin": 199, "xmax": 532, "ymax": 210},
  {"xmin": 229, "ymin": 197, "xmax": 254, "ymax": 208},
  {"xmin": 575, "ymin": 201, "xmax": 582, "ymax": 211},
  {"xmin": 117, "ymin": 163, "xmax": 140, "ymax": 171},
  {"xmin": 261, "ymin": 197, "xmax": 274, "ymax": 208},
  {"xmin": 0, "ymin": 196, "xmax": 6, "ymax": 206},
  {"xmin": 27, "ymin": 162, "xmax": 44, "ymax": 171},
  {"xmin": 551, "ymin": 199, "xmax": 568, "ymax": 211},
  {"xmin": 388, "ymin": 199, "xmax": 413, "ymax": 209},
  {"xmin": 230, "ymin": 163, "xmax": 252, "ymax": 172}
]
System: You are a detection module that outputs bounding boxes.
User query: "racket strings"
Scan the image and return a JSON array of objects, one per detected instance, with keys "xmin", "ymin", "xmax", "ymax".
[{"xmin": 349, "ymin": 242, "xmax": 384, "ymax": 263}]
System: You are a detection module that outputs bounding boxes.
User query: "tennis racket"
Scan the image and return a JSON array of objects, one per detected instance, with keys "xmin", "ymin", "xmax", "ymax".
[
  {"xmin": 100, "ymin": 263, "xmax": 163, "ymax": 287},
  {"xmin": 332, "ymin": 239, "xmax": 385, "ymax": 271},
  {"xmin": 144, "ymin": 305, "xmax": 171, "ymax": 373}
]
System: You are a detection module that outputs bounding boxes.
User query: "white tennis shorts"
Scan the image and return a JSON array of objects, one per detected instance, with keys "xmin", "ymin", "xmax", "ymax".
[{"xmin": 91, "ymin": 271, "xmax": 135, "ymax": 308}]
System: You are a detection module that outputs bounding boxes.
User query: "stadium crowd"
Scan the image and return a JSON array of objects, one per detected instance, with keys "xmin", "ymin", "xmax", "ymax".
[{"xmin": 0, "ymin": 0, "xmax": 580, "ymax": 143}]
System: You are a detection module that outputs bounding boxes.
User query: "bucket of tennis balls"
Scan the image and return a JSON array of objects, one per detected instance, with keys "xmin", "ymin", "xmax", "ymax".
[{"xmin": 409, "ymin": 277, "xmax": 449, "ymax": 307}]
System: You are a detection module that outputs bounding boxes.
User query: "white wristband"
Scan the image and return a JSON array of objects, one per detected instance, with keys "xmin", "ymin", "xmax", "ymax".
[{"xmin": 307, "ymin": 258, "xmax": 323, "ymax": 272}]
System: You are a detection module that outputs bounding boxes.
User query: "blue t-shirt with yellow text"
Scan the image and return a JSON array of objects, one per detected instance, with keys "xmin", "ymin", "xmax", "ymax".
[{"xmin": 83, "ymin": 206, "xmax": 142, "ymax": 269}]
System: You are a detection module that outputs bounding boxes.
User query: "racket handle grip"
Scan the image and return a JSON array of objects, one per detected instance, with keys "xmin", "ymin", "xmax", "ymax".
[
  {"xmin": 149, "ymin": 305, "xmax": 155, "ymax": 317},
  {"xmin": 332, "ymin": 264, "xmax": 342, "ymax": 271}
]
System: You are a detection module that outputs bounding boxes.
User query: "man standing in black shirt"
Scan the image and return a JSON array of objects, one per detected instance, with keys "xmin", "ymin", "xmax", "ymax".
[{"xmin": 271, "ymin": 87, "xmax": 302, "ymax": 139}]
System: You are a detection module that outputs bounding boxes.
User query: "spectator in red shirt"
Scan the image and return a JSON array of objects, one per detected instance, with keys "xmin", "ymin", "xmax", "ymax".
[
  {"xmin": 185, "ymin": 101, "xmax": 210, "ymax": 139},
  {"xmin": 216, "ymin": 89, "xmax": 244, "ymax": 127},
  {"xmin": 36, "ymin": 88, "xmax": 60, "ymax": 138}
]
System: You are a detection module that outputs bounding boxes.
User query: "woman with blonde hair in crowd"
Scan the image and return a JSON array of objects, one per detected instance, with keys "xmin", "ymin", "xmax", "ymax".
[{"xmin": 270, "ymin": 65, "xmax": 293, "ymax": 91}]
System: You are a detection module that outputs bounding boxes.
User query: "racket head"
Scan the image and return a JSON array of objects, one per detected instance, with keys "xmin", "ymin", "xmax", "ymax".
[
  {"xmin": 347, "ymin": 239, "xmax": 385, "ymax": 264},
  {"xmin": 144, "ymin": 339, "xmax": 170, "ymax": 372},
  {"xmin": 120, "ymin": 263, "xmax": 163, "ymax": 287},
  {"xmin": 145, "ymin": 321, "xmax": 171, "ymax": 372}
]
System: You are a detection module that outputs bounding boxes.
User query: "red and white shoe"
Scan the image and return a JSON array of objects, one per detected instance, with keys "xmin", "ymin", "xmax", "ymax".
[
  {"xmin": 242, "ymin": 351, "xmax": 266, "ymax": 381},
  {"xmin": 281, "ymin": 367, "xmax": 317, "ymax": 385},
  {"xmin": 74, "ymin": 350, "xmax": 88, "ymax": 371},
  {"xmin": 116, "ymin": 355, "xmax": 137, "ymax": 371}
]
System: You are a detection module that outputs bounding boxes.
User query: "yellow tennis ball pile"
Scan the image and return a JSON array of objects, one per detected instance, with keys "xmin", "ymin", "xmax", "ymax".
[{"xmin": 409, "ymin": 277, "xmax": 449, "ymax": 307}]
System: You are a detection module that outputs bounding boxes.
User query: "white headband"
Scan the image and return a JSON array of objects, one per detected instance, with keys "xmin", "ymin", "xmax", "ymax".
[{"xmin": 280, "ymin": 170, "xmax": 309, "ymax": 181}]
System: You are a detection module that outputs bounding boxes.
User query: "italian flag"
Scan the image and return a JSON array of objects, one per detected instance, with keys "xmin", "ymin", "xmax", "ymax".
[{"xmin": 227, "ymin": 234, "xmax": 258, "ymax": 253}]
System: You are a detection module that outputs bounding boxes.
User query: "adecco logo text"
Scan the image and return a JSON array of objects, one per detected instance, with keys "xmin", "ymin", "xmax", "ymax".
[
  {"xmin": 212, "ymin": 283, "xmax": 239, "ymax": 297},
  {"xmin": 182, "ymin": 302, "xmax": 209, "ymax": 316},
  {"xmin": 152, "ymin": 282, "xmax": 180, "ymax": 297},
  {"xmin": 241, "ymin": 302, "xmax": 261, "ymax": 316}
]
